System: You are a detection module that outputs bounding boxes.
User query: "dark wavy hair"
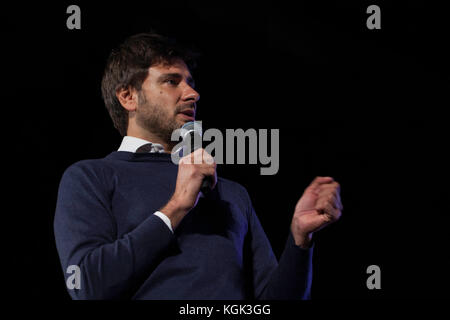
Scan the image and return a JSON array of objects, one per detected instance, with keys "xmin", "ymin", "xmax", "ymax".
[{"xmin": 101, "ymin": 32, "xmax": 198, "ymax": 136}]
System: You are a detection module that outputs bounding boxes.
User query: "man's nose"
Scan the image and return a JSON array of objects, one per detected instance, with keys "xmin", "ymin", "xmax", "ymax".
[{"xmin": 182, "ymin": 84, "xmax": 200, "ymax": 102}]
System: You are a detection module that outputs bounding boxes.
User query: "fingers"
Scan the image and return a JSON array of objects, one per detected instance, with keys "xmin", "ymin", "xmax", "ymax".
[
  {"xmin": 317, "ymin": 182, "xmax": 343, "ymax": 210},
  {"xmin": 307, "ymin": 176, "xmax": 335, "ymax": 193},
  {"xmin": 181, "ymin": 148, "xmax": 215, "ymax": 165},
  {"xmin": 314, "ymin": 180, "xmax": 343, "ymax": 220},
  {"xmin": 179, "ymin": 148, "xmax": 217, "ymax": 183},
  {"xmin": 316, "ymin": 195, "xmax": 342, "ymax": 221}
]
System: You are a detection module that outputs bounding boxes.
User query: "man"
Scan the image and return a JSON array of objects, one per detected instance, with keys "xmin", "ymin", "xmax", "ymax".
[{"xmin": 54, "ymin": 33, "xmax": 343, "ymax": 300}]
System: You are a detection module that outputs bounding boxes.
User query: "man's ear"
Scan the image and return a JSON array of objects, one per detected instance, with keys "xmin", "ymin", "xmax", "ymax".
[{"xmin": 116, "ymin": 86, "xmax": 139, "ymax": 112}]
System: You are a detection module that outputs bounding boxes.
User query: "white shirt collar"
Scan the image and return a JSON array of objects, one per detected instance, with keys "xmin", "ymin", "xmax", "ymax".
[{"xmin": 117, "ymin": 136, "xmax": 165, "ymax": 153}]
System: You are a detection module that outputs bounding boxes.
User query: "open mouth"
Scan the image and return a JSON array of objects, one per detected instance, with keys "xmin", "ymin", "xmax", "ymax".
[{"xmin": 178, "ymin": 109, "xmax": 195, "ymax": 119}]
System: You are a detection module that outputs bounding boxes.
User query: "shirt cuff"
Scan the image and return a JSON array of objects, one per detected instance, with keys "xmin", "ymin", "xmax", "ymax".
[{"xmin": 153, "ymin": 211, "xmax": 173, "ymax": 233}]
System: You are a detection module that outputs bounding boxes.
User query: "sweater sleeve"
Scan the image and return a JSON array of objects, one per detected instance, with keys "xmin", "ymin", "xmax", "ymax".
[
  {"xmin": 53, "ymin": 162, "xmax": 175, "ymax": 300},
  {"xmin": 245, "ymin": 192, "xmax": 313, "ymax": 300}
]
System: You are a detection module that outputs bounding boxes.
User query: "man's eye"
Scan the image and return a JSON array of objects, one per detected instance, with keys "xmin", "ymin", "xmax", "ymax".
[{"xmin": 165, "ymin": 79, "xmax": 177, "ymax": 85}]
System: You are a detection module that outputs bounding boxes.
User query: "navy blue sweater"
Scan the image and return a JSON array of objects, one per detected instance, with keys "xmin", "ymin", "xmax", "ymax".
[{"xmin": 54, "ymin": 151, "xmax": 313, "ymax": 300}]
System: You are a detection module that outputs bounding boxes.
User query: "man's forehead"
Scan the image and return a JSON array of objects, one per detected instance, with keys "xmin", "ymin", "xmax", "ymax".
[{"xmin": 148, "ymin": 61, "xmax": 192, "ymax": 78}]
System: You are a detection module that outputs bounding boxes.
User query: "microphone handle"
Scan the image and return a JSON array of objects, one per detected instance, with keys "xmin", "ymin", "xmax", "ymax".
[
  {"xmin": 201, "ymin": 176, "xmax": 213, "ymax": 195},
  {"xmin": 188, "ymin": 137, "xmax": 213, "ymax": 196}
]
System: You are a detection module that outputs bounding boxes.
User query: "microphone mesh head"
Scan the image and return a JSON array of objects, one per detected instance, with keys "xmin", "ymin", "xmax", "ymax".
[
  {"xmin": 180, "ymin": 121, "xmax": 203, "ymax": 154},
  {"xmin": 181, "ymin": 121, "xmax": 203, "ymax": 137}
]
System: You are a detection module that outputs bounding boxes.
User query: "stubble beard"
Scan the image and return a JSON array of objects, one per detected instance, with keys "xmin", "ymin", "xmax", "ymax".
[{"xmin": 135, "ymin": 91, "xmax": 181, "ymax": 149}]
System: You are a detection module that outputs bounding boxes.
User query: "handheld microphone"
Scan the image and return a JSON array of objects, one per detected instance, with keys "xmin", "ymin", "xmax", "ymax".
[{"xmin": 180, "ymin": 121, "xmax": 214, "ymax": 195}]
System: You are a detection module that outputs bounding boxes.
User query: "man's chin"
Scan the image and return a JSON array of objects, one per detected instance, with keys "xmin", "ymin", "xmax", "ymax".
[{"xmin": 174, "ymin": 119, "xmax": 184, "ymax": 127}]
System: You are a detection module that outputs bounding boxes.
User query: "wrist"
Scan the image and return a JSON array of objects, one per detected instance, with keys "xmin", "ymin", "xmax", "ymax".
[
  {"xmin": 293, "ymin": 232, "xmax": 313, "ymax": 249},
  {"xmin": 159, "ymin": 198, "xmax": 189, "ymax": 230}
]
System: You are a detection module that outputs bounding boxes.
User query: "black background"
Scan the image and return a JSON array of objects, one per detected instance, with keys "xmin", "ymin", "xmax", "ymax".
[{"xmin": 4, "ymin": 0, "xmax": 449, "ymax": 300}]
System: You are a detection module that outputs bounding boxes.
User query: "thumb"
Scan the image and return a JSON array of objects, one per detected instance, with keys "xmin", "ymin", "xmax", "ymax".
[
  {"xmin": 299, "ymin": 210, "xmax": 331, "ymax": 234},
  {"xmin": 296, "ymin": 189, "xmax": 319, "ymax": 212}
]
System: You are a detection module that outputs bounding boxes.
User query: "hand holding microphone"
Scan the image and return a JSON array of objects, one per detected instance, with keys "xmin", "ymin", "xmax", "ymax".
[
  {"xmin": 160, "ymin": 121, "xmax": 217, "ymax": 229},
  {"xmin": 180, "ymin": 121, "xmax": 215, "ymax": 195}
]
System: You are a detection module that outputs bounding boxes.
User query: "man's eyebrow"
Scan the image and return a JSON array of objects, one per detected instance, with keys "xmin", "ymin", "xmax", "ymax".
[{"xmin": 158, "ymin": 73, "xmax": 195, "ymax": 87}]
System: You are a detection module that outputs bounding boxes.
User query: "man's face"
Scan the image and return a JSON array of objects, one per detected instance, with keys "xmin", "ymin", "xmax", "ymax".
[{"xmin": 135, "ymin": 59, "xmax": 199, "ymax": 144}]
